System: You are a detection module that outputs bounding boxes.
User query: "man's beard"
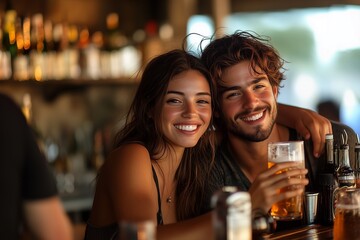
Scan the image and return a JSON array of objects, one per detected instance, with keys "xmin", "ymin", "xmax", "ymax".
[{"xmin": 227, "ymin": 109, "xmax": 277, "ymax": 142}]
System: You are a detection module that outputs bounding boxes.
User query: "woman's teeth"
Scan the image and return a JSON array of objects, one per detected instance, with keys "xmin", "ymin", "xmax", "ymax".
[{"xmin": 175, "ymin": 125, "xmax": 198, "ymax": 131}]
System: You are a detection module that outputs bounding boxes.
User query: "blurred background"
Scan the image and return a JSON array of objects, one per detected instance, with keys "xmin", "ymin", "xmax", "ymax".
[{"xmin": 0, "ymin": 0, "xmax": 359, "ymax": 238}]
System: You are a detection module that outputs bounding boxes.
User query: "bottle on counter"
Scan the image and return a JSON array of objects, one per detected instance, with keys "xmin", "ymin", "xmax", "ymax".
[
  {"xmin": 318, "ymin": 173, "xmax": 336, "ymax": 226},
  {"xmin": 318, "ymin": 133, "xmax": 338, "ymax": 226},
  {"xmin": 333, "ymin": 143, "xmax": 340, "ymax": 174},
  {"xmin": 211, "ymin": 186, "xmax": 252, "ymax": 240},
  {"xmin": 324, "ymin": 134, "xmax": 337, "ymax": 177},
  {"xmin": 354, "ymin": 135, "xmax": 360, "ymax": 188},
  {"xmin": 336, "ymin": 131, "xmax": 355, "ymax": 188}
]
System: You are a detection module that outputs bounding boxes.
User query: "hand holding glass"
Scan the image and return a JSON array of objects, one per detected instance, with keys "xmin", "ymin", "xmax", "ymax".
[{"xmin": 268, "ymin": 141, "xmax": 305, "ymax": 221}]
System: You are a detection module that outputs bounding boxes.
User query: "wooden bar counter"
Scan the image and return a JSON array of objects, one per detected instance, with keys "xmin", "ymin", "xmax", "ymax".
[{"xmin": 263, "ymin": 224, "xmax": 333, "ymax": 239}]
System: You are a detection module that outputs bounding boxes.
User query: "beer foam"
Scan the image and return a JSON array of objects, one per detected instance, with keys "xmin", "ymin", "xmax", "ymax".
[{"xmin": 336, "ymin": 204, "xmax": 360, "ymax": 210}]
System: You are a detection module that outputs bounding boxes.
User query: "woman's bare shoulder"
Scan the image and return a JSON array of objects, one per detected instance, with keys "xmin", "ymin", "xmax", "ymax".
[
  {"xmin": 111, "ymin": 143, "xmax": 150, "ymax": 159},
  {"xmin": 102, "ymin": 143, "xmax": 152, "ymax": 174}
]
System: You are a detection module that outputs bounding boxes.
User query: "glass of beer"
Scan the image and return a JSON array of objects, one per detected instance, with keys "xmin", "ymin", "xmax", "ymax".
[
  {"xmin": 333, "ymin": 188, "xmax": 360, "ymax": 240},
  {"xmin": 268, "ymin": 141, "xmax": 305, "ymax": 221}
]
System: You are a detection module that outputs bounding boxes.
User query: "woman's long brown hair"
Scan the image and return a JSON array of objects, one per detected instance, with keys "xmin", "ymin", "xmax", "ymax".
[{"xmin": 113, "ymin": 49, "xmax": 216, "ymax": 220}]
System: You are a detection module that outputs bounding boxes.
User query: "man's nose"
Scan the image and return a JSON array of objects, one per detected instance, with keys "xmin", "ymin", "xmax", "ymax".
[{"xmin": 241, "ymin": 91, "xmax": 258, "ymax": 110}]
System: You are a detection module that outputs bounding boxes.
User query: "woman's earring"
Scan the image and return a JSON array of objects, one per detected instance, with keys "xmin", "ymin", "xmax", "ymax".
[{"xmin": 208, "ymin": 124, "xmax": 216, "ymax": 131}]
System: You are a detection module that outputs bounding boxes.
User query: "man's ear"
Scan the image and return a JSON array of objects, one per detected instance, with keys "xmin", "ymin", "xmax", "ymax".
[{"xmin": 273, "ymin": 85, "xmax": 278, "ymax": 99}]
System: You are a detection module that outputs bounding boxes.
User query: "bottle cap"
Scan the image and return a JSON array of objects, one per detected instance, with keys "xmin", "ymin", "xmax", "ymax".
[{"xmin": 325, "ymin": 134, "xmax": 334, "ymax": 140}]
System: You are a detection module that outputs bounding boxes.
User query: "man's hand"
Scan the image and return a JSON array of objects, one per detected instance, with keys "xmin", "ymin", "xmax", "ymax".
[{"xmin": 249, "ymin": 162, "xmax": 309, "ymax": 213}]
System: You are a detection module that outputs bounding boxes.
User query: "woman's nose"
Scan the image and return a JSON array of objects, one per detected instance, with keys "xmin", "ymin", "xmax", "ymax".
[{"xmin": 182, "ymin": 102, "xmax": 197, "ymax": 118}]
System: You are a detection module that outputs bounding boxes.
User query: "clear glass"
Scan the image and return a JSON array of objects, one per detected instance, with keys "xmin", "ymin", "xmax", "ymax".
[{"xmin": 268, "ymin": 141, "xmax": 305, "ymax": 221}]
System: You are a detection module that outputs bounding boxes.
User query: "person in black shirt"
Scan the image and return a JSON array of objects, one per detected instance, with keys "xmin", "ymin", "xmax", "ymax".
[{"xmin": 0, "ymin": 93, "xmax": 72, "ymax": 239}]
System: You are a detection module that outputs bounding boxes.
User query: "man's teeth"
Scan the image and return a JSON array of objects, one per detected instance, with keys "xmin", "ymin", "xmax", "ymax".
[
  {"xmin": 242, "ymin": 112, "xmax": 263, "ymax": 121},
  {"xmin": 175, "ymin": 125, "xmax": 198, "ymax": 131}
]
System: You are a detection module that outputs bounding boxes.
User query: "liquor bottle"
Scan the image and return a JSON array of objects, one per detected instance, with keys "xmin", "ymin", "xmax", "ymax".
[
  {"xmin": 318, "ymin": 173, "xmax": 336, "ymax": 226},
  {"xmin": 333, "ymin": 143, "xmax": 340, "ymax": 173},
  {"xmin": 336, "ymin": 143, "xmax": 355, "ymax": 188},
  {"xmin": 318, "ymin": 133, "xmax": 338, "ymax": 225},
  {"xmin": 324, "ymin": 134, "xmax": 336, "ymax": 176},
  {"xmin": 13, "ymin": 15, "xmax": 30, "ymax": 80},
  {"xmin": 355, "ymin": 136, "xmax": 360, "ymax": 188},
  {"xmin": 2, "ymin": 0, "xmax": 17, "ymax": 77},
  {"xmin": 30, "ymin": 13, "xmax": 46, "ymax": 80}
]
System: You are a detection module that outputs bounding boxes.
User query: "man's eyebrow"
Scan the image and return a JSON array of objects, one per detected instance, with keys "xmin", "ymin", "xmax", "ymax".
[
  {"xmin": 221, "ymin": 86, "xmax": 241, "ymax": 92},
  {"xmin": 251, "ymin": 76, "xmax": 267, "ymax": 84},
  {"xmin": 220, "ymin": 76, "xmax": 267, "ymax": 94}
]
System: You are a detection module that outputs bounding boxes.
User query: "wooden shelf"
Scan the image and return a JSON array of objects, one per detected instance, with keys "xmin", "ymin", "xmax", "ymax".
[{"xmin": 0, "ymin": 79, "xmax": 139, "ymax": 101}]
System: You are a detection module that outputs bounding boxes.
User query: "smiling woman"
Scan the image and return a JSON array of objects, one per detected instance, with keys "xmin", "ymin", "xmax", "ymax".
[
  {"xmin": 84, "ymin": 49, "xmax": 217, "ymax": 240},
  {"xmin": 162, "ymin": 69, "xmax": 212, "ymax": 148}
]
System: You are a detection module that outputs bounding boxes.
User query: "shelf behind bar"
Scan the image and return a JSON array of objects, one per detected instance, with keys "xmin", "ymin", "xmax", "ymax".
[{"xmin": 0, "ymin": 79, "xmax": 139, "ymax": 101}]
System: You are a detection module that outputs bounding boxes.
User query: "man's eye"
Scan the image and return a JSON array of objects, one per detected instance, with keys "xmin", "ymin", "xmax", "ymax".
[{"xmin": 254, "ymin": 84, "xmax": 265, "ymax": 90}]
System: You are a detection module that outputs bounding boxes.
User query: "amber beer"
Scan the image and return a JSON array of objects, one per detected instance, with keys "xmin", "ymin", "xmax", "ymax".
[
  {"xmin": 268, "ymin": 141, "xmax": 305, "ymax": 221},
  {"xmin": 333, "ymin": 188, "xmax": 360, "ymax": 240},
  {"xmin": 333, "ymin": 205, "xmax": 360, "ymax": 239}
]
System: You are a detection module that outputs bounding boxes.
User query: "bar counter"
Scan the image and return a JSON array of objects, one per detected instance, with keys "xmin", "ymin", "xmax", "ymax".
[{"xmin": 263, "ymin": 224, "xmax": 333, "ymax": 239}]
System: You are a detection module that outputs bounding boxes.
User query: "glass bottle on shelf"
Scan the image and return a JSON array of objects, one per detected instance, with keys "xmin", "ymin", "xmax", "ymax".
[
  {"xmin": 29, "ymin": 13, "xmax": 46, "ymax": 81},
  {"xmin": 0, "ymin": 16, "xmax": 13, "ymax": 80},
  {"xmin": 13, "ymin": 15, "xmax": 30, "ymax": 81},
  {"xmin": 43, "ymin": 19, "xmax": 56, "ymax": 80},
  {"xmin": 1, "ymin": 0, "xmax": 16, "ymax": 79}
]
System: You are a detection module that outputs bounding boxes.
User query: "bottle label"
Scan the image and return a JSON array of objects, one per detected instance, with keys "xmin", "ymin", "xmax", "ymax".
[
  {"xmin": 338, "ymin": 175, "xmax": 355, "ymax": 181},
  {"xmin": 338, "ymin": 175, "xmax": 355, "ymax": 187}
]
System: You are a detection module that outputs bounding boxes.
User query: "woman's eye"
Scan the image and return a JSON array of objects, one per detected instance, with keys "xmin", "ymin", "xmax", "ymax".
[
  {"xmin": 226, "ymin": 91, "xmax": 241, "ymax": 99},
  {"xmin": 166, "ymin": 98, "xmax": 181, "ymax": 104},
  {"xmin": 197, "ymin": 99, "xmax": 210, "ymax": 104}
]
